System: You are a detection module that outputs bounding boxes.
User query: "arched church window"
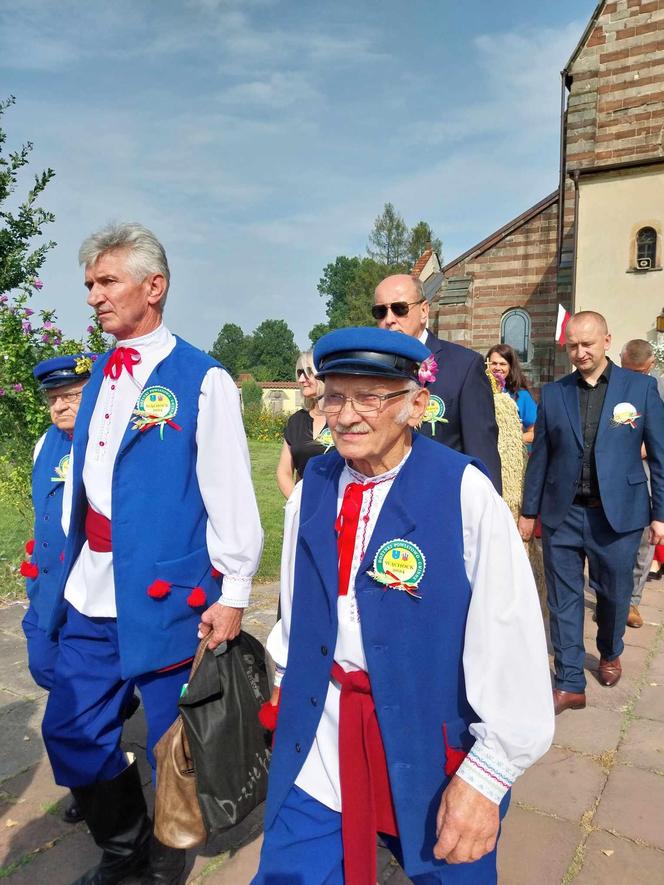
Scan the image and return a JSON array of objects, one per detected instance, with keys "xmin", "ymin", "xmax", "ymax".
[
  {"xmin": 501, "ymin": 308, "xmax": 531, "ymax": 363},
  {"xmin": 636, "ymin": 227, "xmax": 657, "ymax": 270}
]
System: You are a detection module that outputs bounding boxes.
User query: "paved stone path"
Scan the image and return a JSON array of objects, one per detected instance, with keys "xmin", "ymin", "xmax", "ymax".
[{"xmin": 1, "ymin": 580, "xmax": 663, "ymax": 884}]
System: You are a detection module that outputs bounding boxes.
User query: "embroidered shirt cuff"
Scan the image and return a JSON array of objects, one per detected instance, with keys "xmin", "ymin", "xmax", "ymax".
[
  {"xmin": 455, "ymin": 744, "xmax": 519, "ymax": 805},
  {"xmin": 218, "ymin": 575, "xmax": 252, "ymax": 608}
]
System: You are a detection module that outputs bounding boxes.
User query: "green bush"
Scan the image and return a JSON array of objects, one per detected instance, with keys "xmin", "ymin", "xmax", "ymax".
[
  {"xmin": 242, "ymin": 404, "xmax": 287, "ymax": 442},
  {"xmin": 241, "ymin": 378, "xmax": 263, "ymax": 409}
]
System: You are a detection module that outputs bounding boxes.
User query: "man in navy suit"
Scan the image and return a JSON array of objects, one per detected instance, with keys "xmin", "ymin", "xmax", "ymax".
[
  {"xmin": 373, "ymin": 274, "xmax": 502, "ymax": 492},
  {"xmin": 519, "ymin": 312, "xmax": 664, "ymax": 714}
]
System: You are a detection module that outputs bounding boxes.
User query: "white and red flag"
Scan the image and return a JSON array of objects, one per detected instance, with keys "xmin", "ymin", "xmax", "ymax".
[{"xmin": 555, "ymin": 305, "xmax": 571, "ymax": 345}]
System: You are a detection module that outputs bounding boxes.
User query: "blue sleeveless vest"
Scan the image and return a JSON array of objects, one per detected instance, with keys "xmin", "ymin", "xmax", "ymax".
[
  {"xmin": 28, "ymin": 426, "xmax": 71, "ymax": 629},
  {"xmin": 48, "ymin": 337, "xmax": 225, "ymax": 679},
  {"xmin": 264, "ymin": 433, "xmax": 498, "ymax": 878}
]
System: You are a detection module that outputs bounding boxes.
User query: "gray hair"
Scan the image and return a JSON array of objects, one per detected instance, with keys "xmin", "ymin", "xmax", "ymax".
[
  {"xmin": 78, "ymin": 222, "xmax": 170, "ymax": 307},
  {"xmin": 621, "ymin": 339, "xmax": 653, "ymax": 366},
  {"xmin": 396, "ymin": 379, "xmax": 421, "ymax": 423}
]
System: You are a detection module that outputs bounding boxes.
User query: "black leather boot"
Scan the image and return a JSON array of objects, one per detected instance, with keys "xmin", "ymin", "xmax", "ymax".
[
  {"xmin": 140, "ymin": 836, "xmax": 186, "ymax": 885},
  {"xmin": 62, "ymin": 792, "xmax": 84, "ymax": 824},
  {"xmin": 70, "ymin": 759, "xmax": 151, "ymax": 885}
]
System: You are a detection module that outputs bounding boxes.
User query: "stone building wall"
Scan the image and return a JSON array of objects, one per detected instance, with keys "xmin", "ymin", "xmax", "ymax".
[
  {"xmin": 560, "ymin": 0, "xmax": 664, "ymax": 303},
  {"xmin": 434, "ymin": 198, "xmax": 561, "ymax": 388}
]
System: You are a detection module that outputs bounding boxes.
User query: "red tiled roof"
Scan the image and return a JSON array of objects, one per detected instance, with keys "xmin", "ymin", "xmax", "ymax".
[
  {"xmin": 411, "ymin": 248, "xmax": 433, "ymax": 278},
  {"xmin": 235, "ymin": 380, "xmax": 300, "ymax": 389}
]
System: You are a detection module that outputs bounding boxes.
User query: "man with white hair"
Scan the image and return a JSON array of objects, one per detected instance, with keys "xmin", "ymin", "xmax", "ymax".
[
  {"xmin": 41, "ymin": 223, "xmax": 263, "ymax": 885},
  {"xmin": 254, "ymin": 327, "xmax": 553, "ymax": 883}
]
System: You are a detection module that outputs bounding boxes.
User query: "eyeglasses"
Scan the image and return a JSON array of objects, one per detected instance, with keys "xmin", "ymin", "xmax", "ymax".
[
  {"xmin": 316, "ymin": 389, "xmax": 410, "ymax": 415},
  {"xmin": 45, "ymin": 391, "xmax": 82, "ymax": 406},
  {"xmin": 371, "ymin": 299, "xmax": 425, "ymax": 321}
]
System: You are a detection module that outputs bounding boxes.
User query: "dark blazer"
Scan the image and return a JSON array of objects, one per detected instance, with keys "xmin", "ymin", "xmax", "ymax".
[
  {"xmin": 421, "ymin": 331, "xmax": 502, "ymax": 492},
  {"xmin": 522, "ymin": 364, "xmax": 664, "ymax": 533}
]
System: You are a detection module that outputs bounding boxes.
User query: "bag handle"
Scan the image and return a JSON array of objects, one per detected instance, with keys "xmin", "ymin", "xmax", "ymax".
[{"xmin": 189, "ymin": 633, "xmax": 213, "ymax": 681}]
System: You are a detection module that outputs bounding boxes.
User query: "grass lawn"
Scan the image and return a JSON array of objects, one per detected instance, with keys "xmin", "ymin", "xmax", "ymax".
[
  {"xmin": 248, "ymin": 439, "xmax": 284, "ymax": 583},
  {"xmin": 0, "ymin": 438, "xmax": 284, "ymax": 602}
]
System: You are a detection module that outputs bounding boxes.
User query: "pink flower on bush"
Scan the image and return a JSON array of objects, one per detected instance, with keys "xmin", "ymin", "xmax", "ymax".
[
  {"xmin": 13, "ymin": 383, "xmax": 23, "ymax": 393},
  {"xmin": 0, "ymin": 294, "xmax": 8, "ymax": 304},
  {"xmin": 41, "ymin": 333, "xmax": 50, "ymax": 342},
  {"xmin": 418, "ymin": 355, "xmax": 438, "ymax": 385},
  {"xmin": 33, "ymin": 279, "xmax": 44, "ymax": 290},
  {"xmin": 87, "ymin": 325, "xmax": 95, "ymax": 333},
  {"xmin": 24, "ymin": 308, "xmax": 34, "ymax": 317},
  {"xmin": 0, "ymin": 388, "xmax": 5, "ymax": 397},
  {"xmin": 22, "ymin": 320, "xmax": 32, "ymax": 333},
  {"xmin": 43, "ymin": 320, "xmax": 53, "ymax": 329},
  {"xmin": 53, "ymin": 337, "xmax": 61, "ymax": 346}
]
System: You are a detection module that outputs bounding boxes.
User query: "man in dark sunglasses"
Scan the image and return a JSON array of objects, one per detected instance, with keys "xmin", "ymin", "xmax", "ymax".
[{"xmin": 373, "ymin": 274, "xmax": 502, "ymax": 492}]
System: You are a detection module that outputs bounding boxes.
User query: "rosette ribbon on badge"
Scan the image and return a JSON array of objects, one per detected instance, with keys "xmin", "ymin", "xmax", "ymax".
[
  {"xmin": 132, "ymin": 386, "xmax": 182, "ymax": 440},
  {"xmin": 419, "ymin": 394, "xmax": 448, "ymax": 434},
  {"xmin": 611, "ymin": 402, "xmax": 641, "ymax": 429},
  {"xmin": 367, "ymin": 538, "xmax": 426, "ymax": 599},
  {"xmin": 315, "ymin": 425, "xmax": 335, "ymax": 453},
  {"xmin": 50, "ymin": 454, "xmax": 70, "ymax": 483}
]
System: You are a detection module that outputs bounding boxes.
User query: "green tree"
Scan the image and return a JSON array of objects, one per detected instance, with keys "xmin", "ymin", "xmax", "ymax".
[
  {"xmin": 241, "ymin": 377, "xmax": 263, "ymax": 408},
  {"xmin": 248, "ymin": 319, "xmax": 299, "ymax": 381},
  {"xmin": 0, "ymin": 96, "xmax": 106, "ymax": 514},
  {"xmin": 209, "ymin": 322, "xmax": 249, "ymax": 378},
  {"xmin": 408, "ymin": 220, "xmax": 442, "ymax": 265},
  {"xmin": 367, "ymin": 202, "xmax": 409, "ymax": 268}
]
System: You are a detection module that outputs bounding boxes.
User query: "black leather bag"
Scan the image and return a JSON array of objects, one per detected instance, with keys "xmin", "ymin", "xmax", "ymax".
[{"xmin": 178, "ymin": 630, "xmax": 272, "ymax": 835}]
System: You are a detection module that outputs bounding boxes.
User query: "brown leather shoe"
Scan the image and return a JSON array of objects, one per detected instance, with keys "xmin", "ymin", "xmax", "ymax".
[
  {"xmin": 627, "ymin": 605, "xmax": 643, "ymax": 628},
  {"xmin": 598, "ymin": 656, "xmax": 622, "ymax": 686},
  {"xmin": 553, "ymin": 689, "xmax": 586, "ymax": 715}
]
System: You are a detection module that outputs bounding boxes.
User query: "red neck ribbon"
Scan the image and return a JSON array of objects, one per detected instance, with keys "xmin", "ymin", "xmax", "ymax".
[
  {"xmin": 103, "ymin": 347, "xmax": 141, "ymax": 380},
  {"xmin": 335, "ymin": 482, "xmax": 374, "ymax": 597},
  {"xmin": 332, "ymin": 662, "xmax": 398, "ymax": 885}
]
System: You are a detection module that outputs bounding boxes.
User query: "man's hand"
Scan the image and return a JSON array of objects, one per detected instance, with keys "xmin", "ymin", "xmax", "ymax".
[
  {"xmin": 198, "ymin": 603, "xmax": 243, "ymax": 650},
  {"xmin": 434, "ymin": 776, "xmax": 500, "ymax": 864},
  {"xmin": 517, "ymin": 516, "xmax": 536, "ymax": 542},
  {"xmin": 649, "ymin": 520, "xmax": 664, "ymax": 546}
]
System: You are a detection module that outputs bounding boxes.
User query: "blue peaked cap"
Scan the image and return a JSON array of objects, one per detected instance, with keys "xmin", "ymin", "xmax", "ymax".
[
  {"xmin": 33, "ymin": 354, "xmax": 96, "ymax": 390},
  {"xmin": 314, "ymin": 327, "xmax": 430, "ymax": 381}
]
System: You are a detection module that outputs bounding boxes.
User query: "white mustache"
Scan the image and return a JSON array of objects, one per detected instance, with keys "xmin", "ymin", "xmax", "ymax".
[{"xmin": 335, "ymin": 422, "xmax": 371, "ymax": 434}]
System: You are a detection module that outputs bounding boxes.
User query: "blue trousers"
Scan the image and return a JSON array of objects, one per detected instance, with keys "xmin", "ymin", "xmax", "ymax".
[
  {"xmin": 22, "ymin": 604, "xmax": 59, "ymax": 691},
  {"xmin": 252, "ymin": 785, "xmax": 499, "ymax": 884},
  {"xmin": 542, "ymin": 504, "xmax": 643, "ymax": 693},
  {"xmin": 42, "ymin": 604, "xmax": 189, "ymax": 788}
]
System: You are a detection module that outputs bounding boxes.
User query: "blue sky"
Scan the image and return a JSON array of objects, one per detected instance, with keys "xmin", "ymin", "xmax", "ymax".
[{"xmin": 1, "ymin": 0, "xmax": 598, "ymax": 350}]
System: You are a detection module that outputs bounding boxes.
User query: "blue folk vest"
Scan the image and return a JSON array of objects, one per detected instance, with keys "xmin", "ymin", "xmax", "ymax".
[
  {"xmin": 264, "ymin": 433, "xmax": 499, "ymax": 878},
  {"xmin": 48, "ymin": 337, "xmax": 224, "ymax": 679},
  {"xmin": 28, "ymin": 426, "xmax": 71, "ymax": 629}
]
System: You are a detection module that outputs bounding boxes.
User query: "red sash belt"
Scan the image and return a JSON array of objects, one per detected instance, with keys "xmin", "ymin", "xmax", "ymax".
[
  {"xmin": 85, "ymin": 505, "xmax": 112, "ymax": 553},
  {"xmin": 332, "ymin": 662, "xmax": 398, "ymax": 885}
]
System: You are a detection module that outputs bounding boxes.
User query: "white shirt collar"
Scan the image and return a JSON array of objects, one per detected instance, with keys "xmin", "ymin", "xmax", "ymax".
[
  {"xmin": 418, "ymin": 328, "xmax": 428, "ymax": 345},
  {"xmin": 117, "ymin": 323, "xmax": 170, "ymax": 350},
  {"xmin": 346, "ymin": 447, "xmax": 412, "ymax": 485}
]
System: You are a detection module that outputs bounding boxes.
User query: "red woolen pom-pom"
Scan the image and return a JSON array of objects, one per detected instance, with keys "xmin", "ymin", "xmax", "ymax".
[
  {"xmin": 147, "ymin": 579, "xmax": 172, "ymax": 599},
  {"xmin": 25, "ymin": 539, "xmax": 35, "ymax": 555},
  {"xmin": 186, "ymin": 586, "xmax": 207, "ymax": 608},
  {"xmin": 210, "ymin": 567, "xmax": 222, "ymax": 579},
  {"xmin": 59, "ymin": 551, "xmax": 65, "ymax": 562},
  {"xmin": 20, "ymin": 561, "xmax": 39, "ymax": 579},
  {"xmin": 258, "ymin": 700, "xmax": 280, "ymax": 731}
]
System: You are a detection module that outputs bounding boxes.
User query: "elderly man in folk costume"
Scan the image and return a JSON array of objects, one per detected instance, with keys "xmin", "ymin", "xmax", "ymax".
[
  {"xmin": 40, "ymin": 223, "xmax": 263, "ymax": 885},
  {"xmin": 21, "ymin": 354, "xmax": 95, "ymax": 826},
  {"xmin": 254, "ymin": 327, "xmax": 554, "ymax": 884}
]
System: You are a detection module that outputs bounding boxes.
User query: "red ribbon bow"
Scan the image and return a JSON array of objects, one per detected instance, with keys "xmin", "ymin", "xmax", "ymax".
[{"xmin": 103, "ymin": 347, "xmax": 141, "ymax": 380}]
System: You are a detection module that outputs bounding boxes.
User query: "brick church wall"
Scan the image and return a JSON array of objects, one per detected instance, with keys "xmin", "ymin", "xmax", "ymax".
[
  {"xmin": 560, "ymin": 0, "xmax": 664, "ymax": 303},
  {"xmin": 436, "ymin": 201, "xmax": 560, "ymax": 388}
]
